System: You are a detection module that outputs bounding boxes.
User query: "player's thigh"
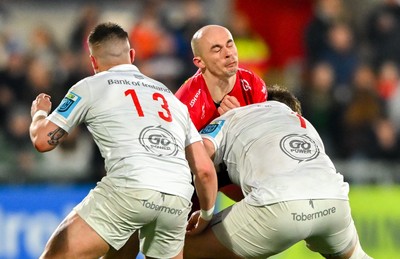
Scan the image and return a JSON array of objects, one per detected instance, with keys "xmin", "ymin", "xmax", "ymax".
[
  {"xmin": 140, "ymin": 193, "xmax": 192, "ymax": 258},
  {"xmin": 211, "ymin": 200, "xmax": 308, "ymax": 258},
  {"xmin": 184, "ymin": 226, "xmax": 241, "ymax": 259},
  {"xmin": 42, "ymin": 210, "xmax": 109, "ymax": 259},
  {"xmin": 103, "ymin": 232, "xmax": 140, "ymax": 259},
  {"xmin": 75, "ymin": 179, "xmax": 160, "ymax": 251}
]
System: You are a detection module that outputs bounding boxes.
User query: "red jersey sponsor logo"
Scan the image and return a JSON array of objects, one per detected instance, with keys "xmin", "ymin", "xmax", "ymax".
[{"xmin": 190, "ymin": 88, "xmax": 202, "ymax": 107}]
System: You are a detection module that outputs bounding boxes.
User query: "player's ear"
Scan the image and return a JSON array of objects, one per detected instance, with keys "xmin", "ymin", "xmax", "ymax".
[
  {"xmin": 193, "ymin": 56, "xmax": 205, "ymax": 69},
  {"xmin": 90, "ymin": 55, "xmax": 99, "ymax": 74},
  {"xmin": 129, "ymin": 48, "xmax": 135, "ymax": 63}
]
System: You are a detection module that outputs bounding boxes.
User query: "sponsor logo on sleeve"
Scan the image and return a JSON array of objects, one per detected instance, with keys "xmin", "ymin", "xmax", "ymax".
[
  {"xmin": 56, "ymin": 92, "xmax": 81, "ymax": 119},
  {"xmin": 200, "ymin": 120, "xmax": 225, "ymax": 138},
  {"xmin": 279, "ymin": 134, "xmax": 319, "ymax": 162},
  {"xmin": 139, "ymin": 125, "xmax": 178, "ymax": 156}
]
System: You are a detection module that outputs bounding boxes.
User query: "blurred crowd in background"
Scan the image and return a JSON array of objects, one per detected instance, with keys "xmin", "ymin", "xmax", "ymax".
[{"xmin": 0, "ymin": 0, "xmax": 399, "ymax": 184}]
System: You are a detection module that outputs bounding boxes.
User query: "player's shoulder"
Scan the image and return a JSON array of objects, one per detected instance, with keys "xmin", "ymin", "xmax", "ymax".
[
  {"xmin": 237, "ymin": 67, "xmax": 266, "ymax": 90},
  {"xmin": 239, "ymin": 67, "xmax": 262, "ymax": 77},
  {"xmin": 69, "ymin": 74, "xmax": 95, "ymax": 92},
  {"xmin": 176, "ymin": 70, "xmax": 204, "ymax": 97},
  {"xmin": 237, "ymin": 67, "xmax": 256, "ymax": 76},
  {"xmin": 82, "ymin": 70, "xmax": 110, "ymax": 86},
  {"xmin": 237, "ymin": 67, "xmax": 264, "ymax": 82},
  {"xmin": 182, "ymin": 70, "xmax": 203, "ymax": 86}
]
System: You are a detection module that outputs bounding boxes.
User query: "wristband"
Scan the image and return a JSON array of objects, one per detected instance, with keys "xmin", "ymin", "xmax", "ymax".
[
  {"xmin": 200, "ymin": 206, "xmax": 215, "ymax": 221},
  {"xmin": 32, "ymin": 110, "xmax": 48, "ymax": 121}
]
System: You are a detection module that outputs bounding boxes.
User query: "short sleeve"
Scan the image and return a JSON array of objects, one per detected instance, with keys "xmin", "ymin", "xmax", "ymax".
[
  {"xmin": 186, "ymin": 119, "xmax": 203, "ymax": 146},
  {"xmin": 47, "ymin": 81, "xmax": 90, "ymax": 133},
  {"xmin": 200, "ymin": 119, "xmax": 226, "ymax": 165}
]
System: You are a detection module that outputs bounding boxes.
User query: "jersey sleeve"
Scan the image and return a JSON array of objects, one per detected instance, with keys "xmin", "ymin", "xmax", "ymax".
[
  {"xmin": 200, "ymin": 119, "xmax": 226, "ymax": 165},
  {"xmin": 175, "ymin": 71, "xmax": 200, "ymax": 101},
  {"xmin": 252, "ymin": 73, "xmax": 268, "ymax": 102},
  {"xmin": 47, "ymin": 80, "xmax": 90, "ymax": 133},
  {"xmin": 175, "ymin": 75, "xmax": 204, "ymax": 130},
  {"xmin": 186, "ymin": 116, "xmax": 203, "ymax": 147}
]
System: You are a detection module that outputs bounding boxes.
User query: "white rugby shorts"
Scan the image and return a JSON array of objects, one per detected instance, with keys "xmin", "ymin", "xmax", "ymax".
[
  {"xmin": 74, "ymin": 177, "xmax": 192, "ymax": 258},
  {"xmin": 211, "ymin": 199, "xmax": 358, "ymax": 258}
]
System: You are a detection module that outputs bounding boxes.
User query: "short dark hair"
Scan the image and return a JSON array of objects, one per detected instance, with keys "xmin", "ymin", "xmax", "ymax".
[
  {"xmin": 267, "ymin": 84, "xmax": 302, "ymax": 115},
  {"xmin": 88, "ymin": 22, "xmax": 128, "ymax": 47}
]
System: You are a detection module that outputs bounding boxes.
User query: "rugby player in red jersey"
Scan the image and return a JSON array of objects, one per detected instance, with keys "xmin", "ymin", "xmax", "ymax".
[
  {"xmin": 175, "ymin": 24, "xmax": 268, "ymax": 207},
  {"xmin": 175, "ymin": 25, "xmax": 267, "ymax": 131}
]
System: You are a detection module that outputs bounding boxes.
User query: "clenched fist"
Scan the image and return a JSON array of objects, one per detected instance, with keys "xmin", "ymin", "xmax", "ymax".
[{"xmin": 31, "ymin": 93, "xmax": 52, "ymax": 118}]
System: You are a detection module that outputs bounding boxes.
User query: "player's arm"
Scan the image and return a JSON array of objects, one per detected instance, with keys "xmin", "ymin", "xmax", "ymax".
[
  {"xmin": 30, "ymin": 93, "xmax": 69, "ymax": 152},
  {"xmin": 185, "ymin": 141, "xmax": 218, "ymax": 235},
  {"xmin": 203, "ymin": 137, "xmax": 244, "ymax": 202},
  {"xmin": 202, "ymin": 138, "xmax": 216, "ymax": 160}
]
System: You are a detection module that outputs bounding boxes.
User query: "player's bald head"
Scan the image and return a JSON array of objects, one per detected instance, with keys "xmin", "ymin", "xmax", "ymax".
[{"xmin": 191, "ymin": 25, "xmax": 233, "ymax": 56}]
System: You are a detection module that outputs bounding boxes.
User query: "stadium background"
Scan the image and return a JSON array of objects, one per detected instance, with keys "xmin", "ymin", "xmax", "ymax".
[{"xmin": 0, "ymin": 0, "xmax": 399, "ymax": 258}]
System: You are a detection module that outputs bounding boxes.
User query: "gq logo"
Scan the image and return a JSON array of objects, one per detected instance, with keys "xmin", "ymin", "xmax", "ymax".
[
  {"xmin": 279, "ymin": 134, "xmax": 319, "ymax": 162},
  {"xmin": 139, "ymin": 125, "xmax": 178, "ymax": 156},
  {"xmin": 240, "ymin": 79, "xmax": 252, "ymax": 91}
]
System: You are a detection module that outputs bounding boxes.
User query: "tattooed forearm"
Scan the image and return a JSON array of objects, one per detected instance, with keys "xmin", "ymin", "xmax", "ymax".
[{"xmin": 47, "ymin": 127, "xmax": 66, "ymax": 146}]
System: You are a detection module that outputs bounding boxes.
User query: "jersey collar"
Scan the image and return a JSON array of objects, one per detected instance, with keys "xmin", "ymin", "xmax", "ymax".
[{"xmin": 108, "ymin": 64, "xmax": 140, "ymax": 73}]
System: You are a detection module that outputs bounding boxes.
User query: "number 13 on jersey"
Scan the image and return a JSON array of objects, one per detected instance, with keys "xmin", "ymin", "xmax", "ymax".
[{"xmin": 125, "ymin": 89, "xmax": 172, "ymax": 122}]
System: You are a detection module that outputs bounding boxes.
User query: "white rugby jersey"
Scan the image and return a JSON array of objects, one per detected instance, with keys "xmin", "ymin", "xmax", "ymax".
[
  {"xmin": 201, "ymin": 101, "xmax": 349, "ymax": 206},
  {"xmin": 48, "ymin": 64, "xmax": 201, "ymax": 200}
]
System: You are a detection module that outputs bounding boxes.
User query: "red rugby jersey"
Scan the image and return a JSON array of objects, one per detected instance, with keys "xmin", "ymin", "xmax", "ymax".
[{"xmin": 175, "ymin": 68, "xmax": 268, "ymax": 130}]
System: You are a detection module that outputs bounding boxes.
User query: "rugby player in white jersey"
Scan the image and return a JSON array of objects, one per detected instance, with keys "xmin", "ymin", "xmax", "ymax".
[
  {"xmin": 184, "ymin": 85, "xmax": 371, "ymax": 259},
  {"xmin": 29, "ymin": 22, "xmax": 217, "ymax": 259}
]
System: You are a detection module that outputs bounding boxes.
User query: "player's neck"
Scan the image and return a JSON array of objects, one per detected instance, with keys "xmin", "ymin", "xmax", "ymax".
[{"xmin": 204, "ymin": 75, "xmax": 236, "ymax": 103}]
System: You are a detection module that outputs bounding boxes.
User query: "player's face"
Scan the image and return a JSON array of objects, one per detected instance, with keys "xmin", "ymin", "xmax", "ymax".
[{"xmin": 200, "ymin": 30, "xmax": 239, "ymax": 78}]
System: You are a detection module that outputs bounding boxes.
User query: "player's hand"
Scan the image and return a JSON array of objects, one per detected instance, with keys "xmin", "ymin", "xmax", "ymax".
[
  {"xmin": 217, "ymin": 95, "xmax": 240, "ymax": 115},
  {"xmin": 186, "ymin": 210, "xmax": 211, "ymax": 236},
  {"xmin": 31, "ymin": 93, "xmax": 52, "ymax": 118}
]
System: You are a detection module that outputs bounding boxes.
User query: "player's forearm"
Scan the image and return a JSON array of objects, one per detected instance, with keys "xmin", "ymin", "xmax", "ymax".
[
  {"xmin": 30, "ymin": 93, "xmax": 57, "ymax": 152},
  {"xmin": 30, "ymin": 116, "xmax": 52, "ymax": 152},
  {"xmin": 29, "ymin": 115, "xmax": 64, "ymax": 152},
  {"xmin": 194, "ymin": 167, "xmax": 218, "ymax": 211},
  {"xmin": 186, "ymin": 141, "xmax": 218, "ymax": 211}
]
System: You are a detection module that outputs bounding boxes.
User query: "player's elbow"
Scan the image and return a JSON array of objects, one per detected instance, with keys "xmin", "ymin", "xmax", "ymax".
[
  {"xmin": 196, "ymin": 162, "xmax": 217, "ymax": 185},
  {"xmin": 32, "ymin": 140, "xmax": 53, "ymax": 153},
  {"xmin": 29, "ymin": 121, "xmax": 62, "ymax": 153},
  {"xmin": 31, "ymin": 134, "xmax": 55, "ymax": 152}
]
